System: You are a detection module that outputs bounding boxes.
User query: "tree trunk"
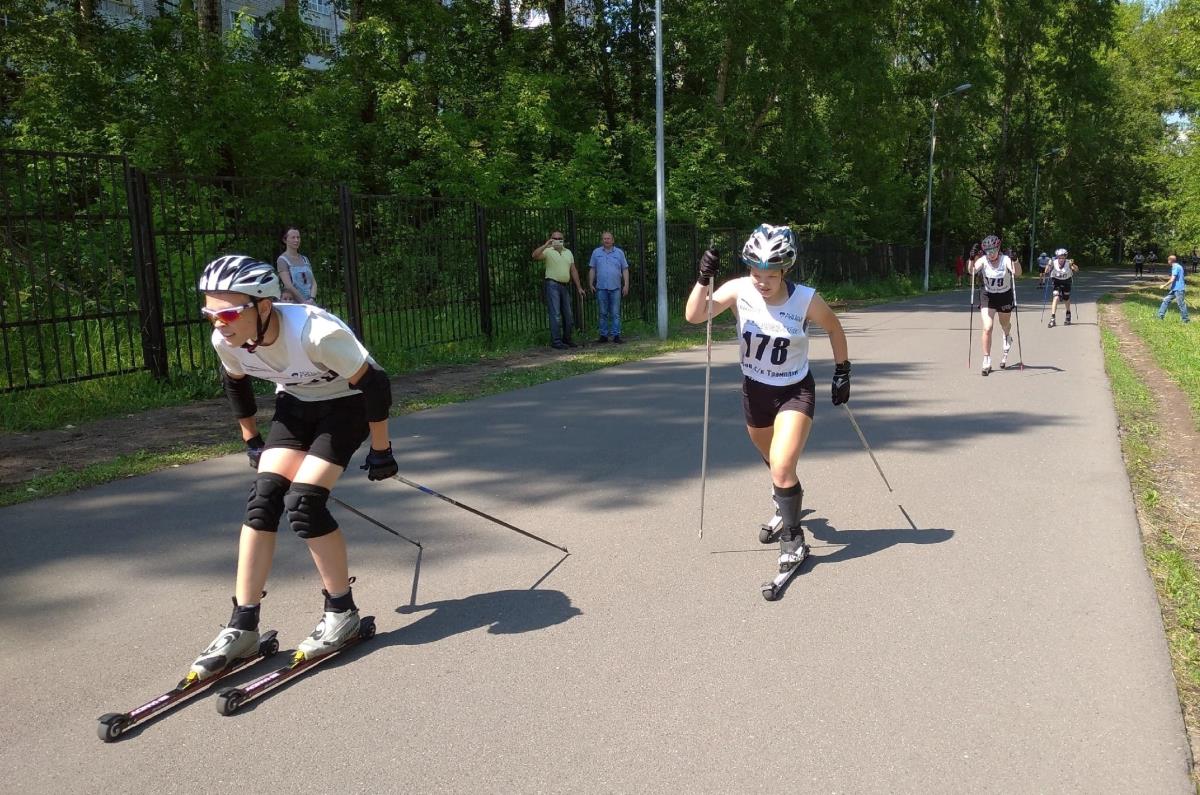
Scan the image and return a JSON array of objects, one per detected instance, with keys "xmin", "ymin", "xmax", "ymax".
[
  {"xmin": 498, "ymin": 0, "xmax": 513, "ymax": 43},
  {"xmin": 197, "ymin": 0, "xmax": 221, "ymax": 35},
  {"xmin": 77, "ymin": 0, "xmax": 94, "ymax": 22},
  {"xmin": 548, "ymin": 0, "xmax": 567, "ymax": 63},
  {"xmin": 592, "ymin": 0, "xmax": 617, "ymax": 131}
]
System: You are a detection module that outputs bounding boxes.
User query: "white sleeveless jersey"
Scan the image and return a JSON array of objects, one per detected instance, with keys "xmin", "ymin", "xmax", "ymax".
[
  {"xmin": 212, "ymin": 303, "xmax": 372, "ymax": 401},
  {"xmin": 1049, "ymin": 257, "xmax": 1072, "ymax": 279},
  {"xmin": 734, "ymin": 278, "xmax": 815, "ymax": 386},
  {"xmin": 974, "ymin": 255, "xmax": 1014, "ymax": 293}
]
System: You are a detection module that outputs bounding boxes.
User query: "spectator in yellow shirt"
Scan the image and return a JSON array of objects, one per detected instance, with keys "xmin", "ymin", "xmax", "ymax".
[{"xmin": 533, "ymin": 231, "xmax": 585, "ymax": 349}]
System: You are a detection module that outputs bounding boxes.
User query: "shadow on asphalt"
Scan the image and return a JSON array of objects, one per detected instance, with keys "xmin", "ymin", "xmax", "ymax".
[{"xmin": 390, "ymin": 588, "xmax": 581, "ymax": 645}]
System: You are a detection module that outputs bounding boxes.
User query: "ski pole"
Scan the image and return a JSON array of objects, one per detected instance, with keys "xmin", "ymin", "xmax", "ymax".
[
  {"xmin": 389, "ymin": 474, "xmax": 569, "ymax": 554},
  {"xmin": 699, "ymin": 280, "xmax": 713, "ymax": 539},
  {"xmin": 330, "ymin": 495, "xmax": 423, "ymax": 548},
  {"xmin": 842, "ymin": 405, "xmax": 893, "ymax": 493},
  {"xmin": 968, "ymin": 274, "xmax": 975, "ymax": 369},
  {"xmin": 1011, "ymin": 266, "xmax": 1024, "ymax": 370},
  {"xmin": 1040, "ymin": 275, "xmax": 1051, "ymax": 323}
]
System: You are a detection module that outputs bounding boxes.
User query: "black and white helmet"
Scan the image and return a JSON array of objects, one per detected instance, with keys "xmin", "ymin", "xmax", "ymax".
[
  {"xmin": 198, "ymin": 255, "xmax": 281, "ymax": 299},
  {"xmin": 981, "ymin": 234, "xmax": 1001, "ymax": 251},
  {"xmin": 741, "ymin": 224, "xmax": 797, "ymax": 270}
]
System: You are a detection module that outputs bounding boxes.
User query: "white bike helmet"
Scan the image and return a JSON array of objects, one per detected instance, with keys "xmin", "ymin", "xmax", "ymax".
[
  {"xmin": 741, "ymin": 224, "xmax": 797, "ymax": 270},
  {"xmin": 1054, "ymin": 248, "xmax": 1067, "ymax": 257},
  {"xmin": 198, "ymin": 255, "xmax": 281, "ymax": 299},
  {"xmin": 981, "ymin": 234, "xmax": 1001, "ymax": 251}
]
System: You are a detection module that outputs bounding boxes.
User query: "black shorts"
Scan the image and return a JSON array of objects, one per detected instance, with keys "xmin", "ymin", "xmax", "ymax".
[
  {"xmin": 742, "ymin": 371, "xmax": 816, "ymax": 429},
  {"xmin": 981, "ymin": 289, "xmax": 1014, "ymax": 313},
  {"xmin": 1052, "ymin": 278, "xmax": 1072, "ymax": 299},
  {"xmin": 265, "ymin": 392, "xmax": 369, "ymax": 469}
]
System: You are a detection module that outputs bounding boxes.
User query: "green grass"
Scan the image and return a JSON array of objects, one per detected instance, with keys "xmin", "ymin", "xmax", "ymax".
[
  {"xmin": 0, "ymin": 442, "xmax": 242, "ymax": 508},
  {"xmin": 1101, "ymin": 322, "xmax": 1200, "ymax": 704},
  {"xmin": 1120, "ymin": 281, "xmax": 1200, "ymax": 430}
]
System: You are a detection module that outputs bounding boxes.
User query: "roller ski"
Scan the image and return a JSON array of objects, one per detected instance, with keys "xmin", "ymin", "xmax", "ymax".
[
  {"xmin": 758, "ymin": 497, "xmax": 783, "ymax": 544},
  {"xmin": 761, "ymin": 528, "xmax": 809, "ymax": 602},
  {"xmin": 97, "ymin": 619, "xmax": 279, "ymax": 743},
  {"xmin": 216, "ymin": 602, "xmax": 375, "ymax": 716}
]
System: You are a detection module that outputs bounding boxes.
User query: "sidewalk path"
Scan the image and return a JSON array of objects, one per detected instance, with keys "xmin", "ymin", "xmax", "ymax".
[{"xmin": 0, "ymin": 270, "xmax": 1189, "ymax": 793}]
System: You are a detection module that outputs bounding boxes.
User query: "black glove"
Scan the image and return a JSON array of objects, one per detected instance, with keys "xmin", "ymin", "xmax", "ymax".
[
  {"xmin": 361, "ymin": 444, "xmax": 398, "ymax": 481},
  {"xmin": 246, "ymin": 433, "xmax": 265, "ymax": 469},
  {"xmin": 832, "ymin": 361, "xmax": 851, "ymax": 406},
  {"xmin": 697, "ymin": 248, "xmax": 721, "ymax": 286}
]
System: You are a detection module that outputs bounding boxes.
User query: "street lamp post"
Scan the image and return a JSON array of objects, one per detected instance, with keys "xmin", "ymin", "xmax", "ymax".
[
  {"xmin": 654, "ymin": 0, "xmax": 667, "ymax": 339},
  {"xmin": 1029, "ymin": 147, "xmax": 1063, "ymax": 270},
  {"xmin": 923, "ymin": 83, "xmax": 971, "ymax": 292}
]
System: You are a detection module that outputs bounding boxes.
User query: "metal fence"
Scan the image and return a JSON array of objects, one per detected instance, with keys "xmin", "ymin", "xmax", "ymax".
[{"xmin": 1, "ymin": 148, "xmax": 944, "ymax": 392}]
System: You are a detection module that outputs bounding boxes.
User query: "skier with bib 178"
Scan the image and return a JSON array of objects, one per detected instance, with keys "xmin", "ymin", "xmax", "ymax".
[
  {"xmin": 190, "ymin": 255, "xmax": 398, "ymax": 684},
  {"xmin": 968, "ymin": 234, "xmax": 1022, "ymax": 375},
  {"xmin": 1045, "ymin": 247, "xmax": 1078, "ymax": 327},
  {"xmin": 684, "ymin": 224, "xmax": 850, "ymax": 577}
]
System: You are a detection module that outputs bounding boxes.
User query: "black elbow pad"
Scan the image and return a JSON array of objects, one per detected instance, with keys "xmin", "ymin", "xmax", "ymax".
[
  {"xmin": 222, "ymin": 370, "xmax": 258, "ymax": 419},
  {"xmin": 351, "ymin": 366, "xmax": 392, "ymax": 422}
]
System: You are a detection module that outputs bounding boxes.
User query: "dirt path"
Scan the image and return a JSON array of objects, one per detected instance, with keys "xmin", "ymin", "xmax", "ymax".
[{"xmin": 0, "ymin": 345, "xmax": 590, "ymax": 488}]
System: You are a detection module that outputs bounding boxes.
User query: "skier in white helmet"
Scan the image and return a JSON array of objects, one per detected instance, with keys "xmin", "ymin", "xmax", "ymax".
[
  {"xmin": 685, "ymin": 224, "xmax": 850, "ymax": 576},
  {"xmin": 187, "ymin": 254, "xmax": 398, "ymax": 683},
  {"xmin": 968, "ymin": 234, "xmax": 1022, "ymax": 375}
]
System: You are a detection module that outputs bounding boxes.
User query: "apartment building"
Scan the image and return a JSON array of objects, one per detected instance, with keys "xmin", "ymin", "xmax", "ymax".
[{"xmin": 96, "ymin": 0, "xmax": 342, "ymax": 70}]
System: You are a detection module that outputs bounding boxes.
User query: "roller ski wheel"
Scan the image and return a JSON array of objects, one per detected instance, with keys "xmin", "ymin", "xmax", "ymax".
[
  {"xmin": 96, "ymin": 712, "xmax": 132, "ymax": 743},
  {"xmin": 760, "ymin": 544, "xmax": 810, "ymax": 602},
  {"xmin": 95, "ymin": 629, "xmax": 278, "ymax": 742},
  {"xmin": 759, "ymin": 513, "xmax": 783, "ymax": 544},
  {"xmin": 215, "ymin": 616, "xmax": 377, "ymax": 715}
]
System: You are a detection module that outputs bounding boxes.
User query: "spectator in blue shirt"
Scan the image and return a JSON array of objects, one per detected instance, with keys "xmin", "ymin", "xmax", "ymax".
[
  {"xmin": 1157, "ymin": 255, "xmax": 1190, "ymax": 323},
  {"xmin": 588, "ymin": 231, "xmax": 631, "ymax": 343}
]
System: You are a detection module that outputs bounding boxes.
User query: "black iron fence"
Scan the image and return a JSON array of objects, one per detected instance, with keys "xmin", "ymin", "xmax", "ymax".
[{"xmin": 1, "ymin": 148, "xmax": 944, "ymax": 391}]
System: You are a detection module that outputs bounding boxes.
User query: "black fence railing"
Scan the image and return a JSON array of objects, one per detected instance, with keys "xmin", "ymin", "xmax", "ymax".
[{"xmin": 1, "ymin": 148, "xmax": 946, "ymax": 392}]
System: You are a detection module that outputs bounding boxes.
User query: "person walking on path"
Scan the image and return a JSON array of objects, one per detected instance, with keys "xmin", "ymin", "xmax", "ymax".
[
  {"xmin": 968, "ymin": 234, "xmax": 1021, "ymax": 375},
  {"xmin": 684, "ymin": 224, "xmax": 850, "ymax": 574},
  {"xmin": 189, "ymin": 255, "xmax": 398, "ymax": 682},
  {"xmin": 277, "ymin": 227, "xmax": 318, "ymax": 304},
  {"xmin": 588, "ymin": 231, "xmax": 630, "ymax": 343},
  {"xmin": 954, "ymin": 251, "xmax": 966, "ymax": 288},
  {"xmin": 533, "ymin": 231, "xmax": 585, "ymax": 349},
  {"xmin": 1134, "ymin": 251, "xmax": 1145, "ymax": 278},
  {"xmin": 1045, "ymin": 247, "xmax": 1078, "ymax": 328},
  {"xmin": 1157, "ymin": 254, "xmax": 1190, "ymax": 323}
]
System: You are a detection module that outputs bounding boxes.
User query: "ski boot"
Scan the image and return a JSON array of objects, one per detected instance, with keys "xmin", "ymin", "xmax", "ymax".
[
  {"xmin": 778, "ymin": 526, "xmax": 809, "ymax": 573},
  {"xmin": 295, "ymin": 588, "xmax": 361, "ymax": 663},
  {"xmin": 759, "ymin": 494, "xmax": 783, "ymax": 543},
  {"xmin": 188, "ymin": 602, "xmax": 262, "ymax": 685},
  {"xmin": 1000, "ymin": 334, "xmax": 1011, "ymax": 369},
  {"xmin": 1047, "ymin": 316, "xmax": 1056, "ymax": 328},
  {"xmin": 1064, "ymin": 310, "xmax": 1072, "ymax": 326},
  {"xmin": 981, "ymin": 355, "xmax": 991, "ymax": 377}
]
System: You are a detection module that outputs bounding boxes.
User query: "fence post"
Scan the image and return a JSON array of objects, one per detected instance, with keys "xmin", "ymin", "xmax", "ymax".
[
  {"xmin": 566, "ymin": 208, "xmax": 582, "ymax": 330},
  {"xmin": 124, "ymin": 163, "xmax": 168, "ymax": 379},
  {"xmin": 637, "ymin": 219, "xmax": 648, "ymax": 322},
  {"xmin": 337, "ymin": 184, "xmax": 364, "ymax": 340},
  {"xmin": 474, "ymin": 204, "xmax": 493, "ymax": 339}
]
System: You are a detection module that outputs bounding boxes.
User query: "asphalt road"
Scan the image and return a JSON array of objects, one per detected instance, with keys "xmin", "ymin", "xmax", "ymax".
[{"xmin": 0, "ymin": 270, "xmax": 1190, "ymax": 793}]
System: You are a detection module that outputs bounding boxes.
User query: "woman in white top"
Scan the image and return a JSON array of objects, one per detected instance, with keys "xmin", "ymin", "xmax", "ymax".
[
  {"xmin": 685, "ymin": 224, "xmax": 850, "ymax": 574},
  {"xmin": 968, "ymin": 234, "xmax": 1022, "ymax": 375},
  {"xmin": 277, "ymin": 227, "xmax": 317, "ymax": 304}
]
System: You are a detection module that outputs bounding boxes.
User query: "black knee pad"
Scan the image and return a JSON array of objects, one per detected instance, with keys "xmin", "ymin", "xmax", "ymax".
[
  {"xmin": 245, "ymin": 473, "xmax": 291, "ymax": 531},
  {"xmin": 284, "ymin": 484, "xmax": 338, "ymax": 539}
]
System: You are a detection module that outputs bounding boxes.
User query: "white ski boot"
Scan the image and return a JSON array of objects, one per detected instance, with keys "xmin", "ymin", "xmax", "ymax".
[
  {"xmin": 981, "ymin": 355, "xmax": 992, "ymax": 376},
  {"xmin": 188, "ymin": 603, "xmax": 261, "ymax": 684},
  {"xmin": 778, "ymin": 527, "xmax": 809, "ymax": 573},
  {"xmin": 1001, "ymin": 334, "xmax": 1011, "ymax": 369}
]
